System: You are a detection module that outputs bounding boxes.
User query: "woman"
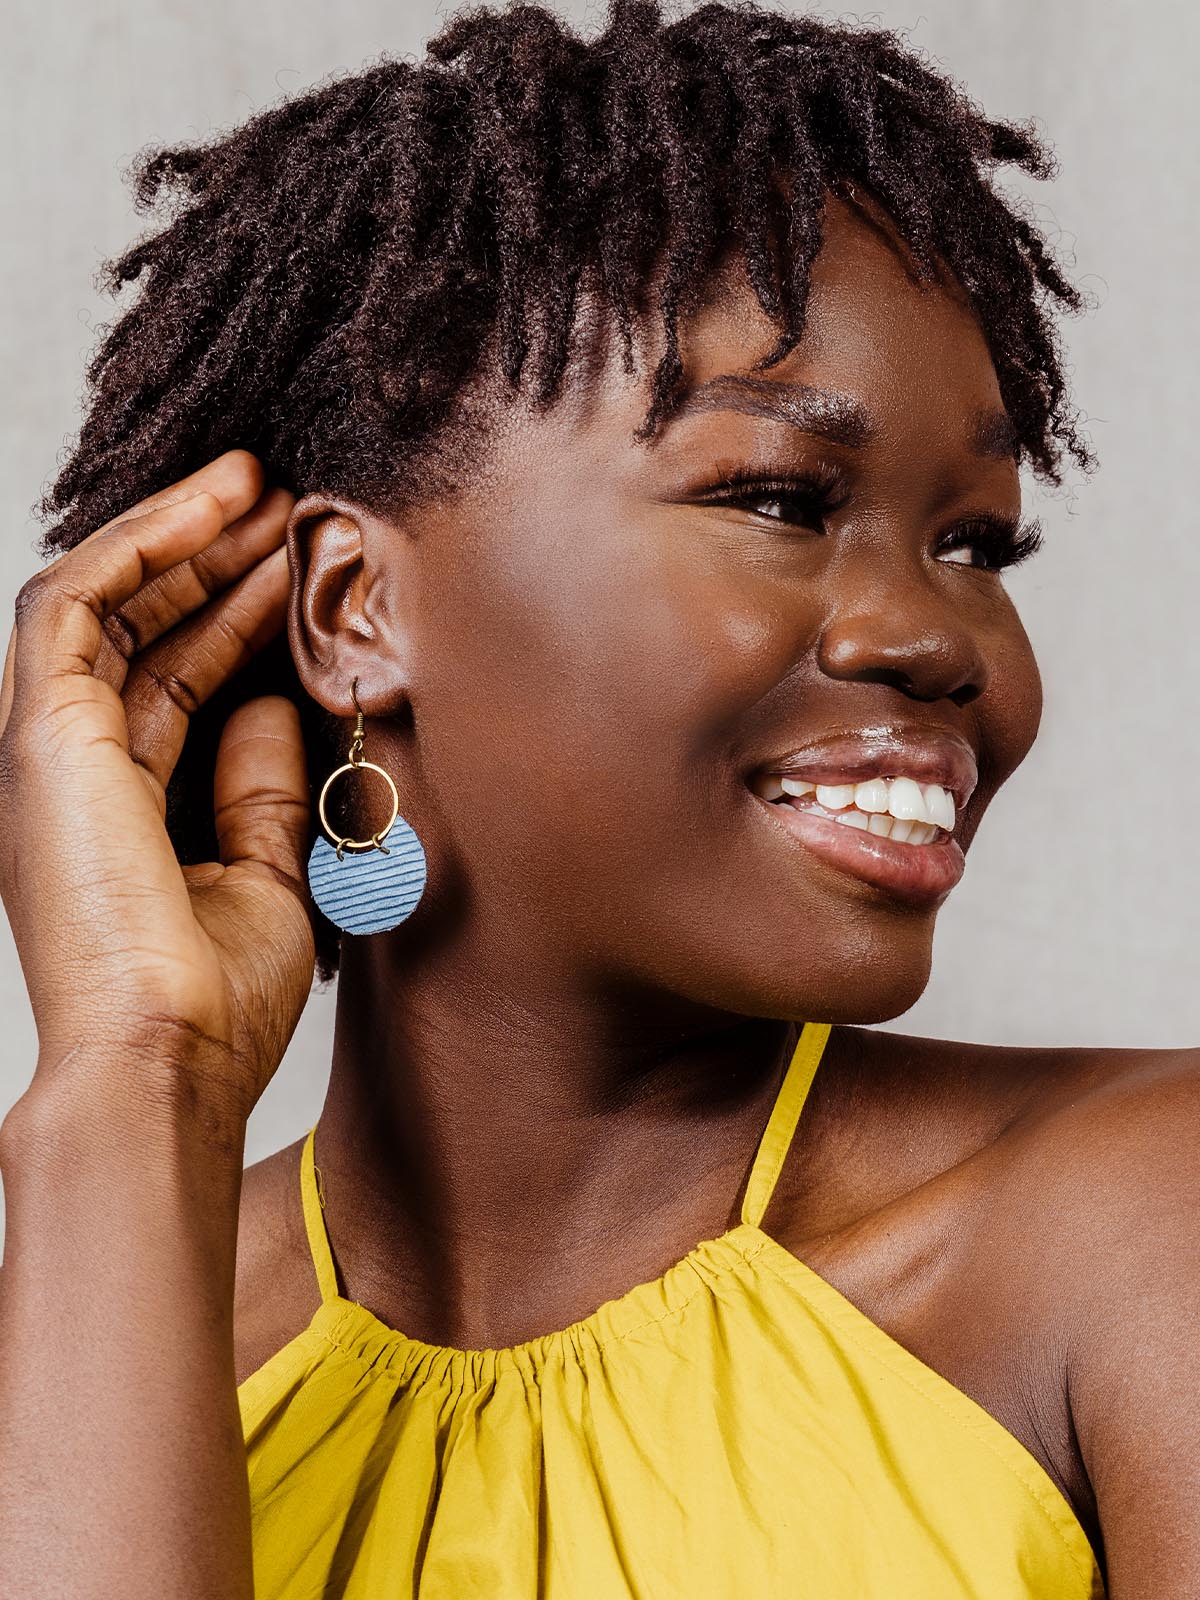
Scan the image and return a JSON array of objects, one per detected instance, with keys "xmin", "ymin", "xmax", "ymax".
[{"xmin": 0, "ymin": 1, "xmax": 1193, "ymax": 1595}]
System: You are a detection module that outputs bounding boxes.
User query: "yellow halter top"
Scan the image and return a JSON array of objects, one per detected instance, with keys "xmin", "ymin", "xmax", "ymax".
[{"xmin": 238, "ymin": 1021, "xmax": 1106, "ymax": 1598}]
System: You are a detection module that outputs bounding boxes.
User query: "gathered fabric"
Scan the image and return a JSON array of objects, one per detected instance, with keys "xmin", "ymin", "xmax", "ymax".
[{"xmin": 239, "ymin": 1022, "xmax": 1105, "ymax": 1599}]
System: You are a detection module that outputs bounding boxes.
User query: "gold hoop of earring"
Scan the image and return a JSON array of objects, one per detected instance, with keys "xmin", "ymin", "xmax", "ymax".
[{"xmin": 315, "ymin": 678, "xmax": 400, "ymax": 862}]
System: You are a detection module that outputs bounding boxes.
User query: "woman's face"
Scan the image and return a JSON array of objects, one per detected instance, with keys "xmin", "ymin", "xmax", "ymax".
[{"xmin": 305, "ymin": 194, "xmax": 1041, "ymax": 1025}]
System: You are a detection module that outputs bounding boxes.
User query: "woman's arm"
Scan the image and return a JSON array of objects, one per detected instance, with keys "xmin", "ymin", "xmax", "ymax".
[
  {"xmin": 0, "ymin": 1062, "xmax": 251, "ymax": 1597},
  {"xmin": 0, "ymin": 452, "xmax": 314, "ymax": 1598},
  {"xmin": 1048, "ymin": 1049, "xmax": 1200, "ymax": 1596}
]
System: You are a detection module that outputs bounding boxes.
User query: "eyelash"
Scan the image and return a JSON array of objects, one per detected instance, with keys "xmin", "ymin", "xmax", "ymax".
[
  {"xmin": 940, "ymin": 513, "xmax": 1044, "ymax": 572},
  {"xmin": 703, "ymin": 463, "xmax": 848, "ymax": 530},
  {"xmin": 701, "ymin": 465, "xmax": 1044, "ymax": 573}
]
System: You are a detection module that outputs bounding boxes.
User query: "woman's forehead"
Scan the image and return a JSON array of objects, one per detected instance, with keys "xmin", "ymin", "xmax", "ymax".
[
  {"xmin": 517, "ymin": 215, "xmax": 1002, "ymax": 452},
  {"xmin": 682, "ymin": 199, "xmax": 982, "ymax": 367},
  {"xmin": 454, "ymin": 194, "xmax": 1007, "ymax": 490}
]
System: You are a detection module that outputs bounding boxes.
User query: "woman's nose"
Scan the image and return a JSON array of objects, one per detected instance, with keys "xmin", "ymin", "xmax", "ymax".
[{"xmin": 816, "ymin": 572, "xmax": 989, "ymax": 707}]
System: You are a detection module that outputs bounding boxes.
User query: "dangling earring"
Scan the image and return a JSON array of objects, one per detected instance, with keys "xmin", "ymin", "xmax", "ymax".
[{"xmin": 306, "ymin": 678, "xmax": 427, "ymax": 935}]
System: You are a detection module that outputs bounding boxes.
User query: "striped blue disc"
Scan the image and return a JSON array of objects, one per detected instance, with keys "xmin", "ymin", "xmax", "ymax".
[{"xmin": 307, "ymin": 815, "xmax": 427, "ymax": 935}]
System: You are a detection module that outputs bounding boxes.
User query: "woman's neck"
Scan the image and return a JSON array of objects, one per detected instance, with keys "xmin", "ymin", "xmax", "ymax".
[{"xmin": 309, "ymin": 936, "xmax": 804, "ymax": 1347}]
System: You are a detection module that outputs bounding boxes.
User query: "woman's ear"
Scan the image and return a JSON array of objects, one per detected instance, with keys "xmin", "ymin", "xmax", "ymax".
[{"xmin": 285, "ymin": 493, "xmax": 412, "ymax": 718}]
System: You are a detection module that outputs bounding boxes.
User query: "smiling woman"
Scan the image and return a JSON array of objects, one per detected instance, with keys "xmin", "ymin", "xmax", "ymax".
[{"xmin": 0, "ymin": 2, "xmax": 1196, "ymax": 1598}]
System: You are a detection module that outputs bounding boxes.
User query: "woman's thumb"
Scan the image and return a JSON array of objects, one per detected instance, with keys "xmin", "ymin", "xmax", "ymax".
[{"xmin": 213, "ymin": 695, "xmax": 310, "ymax": 898}]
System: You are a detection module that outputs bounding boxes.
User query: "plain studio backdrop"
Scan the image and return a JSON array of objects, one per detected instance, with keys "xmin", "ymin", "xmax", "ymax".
[{"xmin": 2, "ymin": 0, "xmax": 1197, "ymax": 1253}]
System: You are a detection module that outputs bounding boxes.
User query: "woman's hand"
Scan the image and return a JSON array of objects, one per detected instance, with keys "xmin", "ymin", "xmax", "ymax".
[{"xmin": 0, "ymin": 449, "xmax": 314, "ymax": 1128}]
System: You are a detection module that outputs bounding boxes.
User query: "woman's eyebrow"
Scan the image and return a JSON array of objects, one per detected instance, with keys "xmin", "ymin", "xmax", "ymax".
[
  {"xmin": 669, "ymin": 375, "xmax": 877, "ymax": 448},
  {"xmin": 969, "ymin": 408, "xmax": 1020, "ymax": 462},
  {"xmin": 669, "ymin": 376, "xmax": 1019, "ymax": 465}
]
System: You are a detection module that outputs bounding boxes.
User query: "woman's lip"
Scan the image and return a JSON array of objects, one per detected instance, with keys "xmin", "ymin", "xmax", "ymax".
[
  {"xmin": 755, "ymin": 730, "xmax": 979, "ymax": 812},
  {"xmin": 752, "ymin": 794, "xmax": 965, "ymax": 906}
]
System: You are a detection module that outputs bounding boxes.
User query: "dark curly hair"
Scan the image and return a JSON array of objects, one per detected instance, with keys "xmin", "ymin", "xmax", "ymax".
[{"xmin": 36, "ymin": 0, "xmax": 1090, "ymax": 981}]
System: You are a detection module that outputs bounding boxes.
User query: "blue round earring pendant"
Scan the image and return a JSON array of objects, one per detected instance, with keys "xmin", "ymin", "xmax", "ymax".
[
  {"xmin": 307, "ymin": 815, "xmax": 427, "ymax": 935},
  {"xmin": 307, "ymin": 753, "xmax": 427, "ymax": 935}
]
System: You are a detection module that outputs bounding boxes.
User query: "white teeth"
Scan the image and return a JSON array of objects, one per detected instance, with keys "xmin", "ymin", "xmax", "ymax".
[
  {"xmin": 853, "ymin": 778, "xmax": 891, "ymax": 813},
  {"xmin": 925, "ymin": 784, "xmax": 956, "ymax": 831},
  {"xmin": 816, "ymin": 783, "xmax": 856, "ymax": 811},
  {"xmin": 755, "ymin": 766, "xmax": 959, "ymax": 845},
  {"xmin": 887, "ymin": 776, "xmax": 927, "ymax": 822}
]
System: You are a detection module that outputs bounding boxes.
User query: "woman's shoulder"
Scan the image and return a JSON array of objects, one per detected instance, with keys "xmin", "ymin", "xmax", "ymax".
[
  {"xmin": 883, "ymin": 1029, "xmax": 1200, "ymax": 1266},
  {"xmin": 796, "ymin": 1030, "xmax": 1197, "ymax": 1564},
  {"xmin": 970, "ymin": 1035, "xmax": 1200, "ymax": 1199},
  {"xmin": 835, "ymin": 1026, "xmax": 1198, "ymax": 1197},
  {"xmin": 825, "ymin": 1028, "xmax": 1199, "ymax": 1355},
  {"xmin": 974, "ymin": 1038, "xmax": 1200, "ymax": 1584},
  {"xmin": 981, "ymin": 1035, "xmax": 1200, "ymax": 1334},
  {"xmin": 791, "ymin": 1027, "xmax": 1196, "ymax": 1237}
]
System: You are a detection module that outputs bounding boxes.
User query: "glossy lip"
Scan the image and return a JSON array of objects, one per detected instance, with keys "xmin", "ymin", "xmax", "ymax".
[
  {"xmin": 752, "ymin": 726, "xmax": 979, "ymax": 814},
  {"xmin": 746, "ymin": 726, "xmax": 976, "ymax": 906},
  {"xmin": 752, "ymin": 796, "xmax": 966, "ymax": 906}
]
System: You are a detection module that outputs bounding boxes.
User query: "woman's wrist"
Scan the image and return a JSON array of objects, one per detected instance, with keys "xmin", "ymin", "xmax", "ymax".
[
  {"xmin": 0, "ymin": 1048, "xmax": 245, "ymax": 1288},
  {"xmin": 1, "ymin": 1034, "xmax": 250, "ymax": 1189}
]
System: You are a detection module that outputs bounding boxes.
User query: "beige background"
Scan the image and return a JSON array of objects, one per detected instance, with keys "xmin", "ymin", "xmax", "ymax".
[{"xmin": 2, "ymin": 0, "xmax": 1197, "ymax": 1248}]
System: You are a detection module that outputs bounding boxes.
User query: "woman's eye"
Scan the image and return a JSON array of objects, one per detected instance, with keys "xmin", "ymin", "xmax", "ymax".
[
  {"xmin": 740, "ymin": 491, "xmax": 822, "ymax": 525},
  {"xmin": 701, "ymin": 466, "xmax": 849, "ymax": 532},
  {"xmin": 935, "ymin": 515, "xmax": 1044, "ymax": 573}
]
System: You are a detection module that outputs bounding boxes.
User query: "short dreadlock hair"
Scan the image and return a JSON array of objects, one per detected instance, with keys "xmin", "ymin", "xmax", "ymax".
[{"xmin": 37, "ymin": 0, "xmax": 1090, "ymax": 980}]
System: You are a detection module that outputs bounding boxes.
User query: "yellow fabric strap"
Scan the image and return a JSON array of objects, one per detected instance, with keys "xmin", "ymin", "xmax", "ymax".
[
  {"xmin": 740, "ymin": 1021, "xmax": 832, "ymax": 1229},
  {"xmin": 301, "ymin": 1124, "xmax": 341, "ymax": 1304}
]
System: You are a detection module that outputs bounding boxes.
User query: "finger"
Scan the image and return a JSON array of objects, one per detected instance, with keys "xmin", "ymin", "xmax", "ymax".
[
  {"xmin": 22, "ymin": 453, "xmax": 277, "ymax": 705},
  {"xmin": 212, "ymin": 695, "xmax": 310, "ymax": 898},
  {"xmin": 31, "ymin": 447, "xmax": 265, "ymax": 596},
  {"xmin": 31, "ymin": 450, "xmax": 265, "ymax": 603},
  {"xmin": 97, "ymin": 485, "xmax": 294, "ymax": 694},
  {"xmin": 122, "ymin": 544, "xmax": 291, "ymax": 798},
  {"xmin": 10, "ymin": 491, "xmax": 234, "ymax": 707},
  {"xmin": 102, "ymin": 448, "xmax": 265, "ymax": 534}
]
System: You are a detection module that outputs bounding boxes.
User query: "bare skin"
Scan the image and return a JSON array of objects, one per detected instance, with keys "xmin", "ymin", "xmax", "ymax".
[{"xmin": 1, "ymin": 193, "xmax": 1197, "ymax": 1599}]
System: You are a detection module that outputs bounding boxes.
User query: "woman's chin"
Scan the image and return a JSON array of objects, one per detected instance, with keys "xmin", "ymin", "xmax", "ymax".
[
  {"xmin": 742, "ymin": 900, "xmax": 939, "ymax": 1024},
  {"xmin": 785, "ymin": 960, "xmax": 933, "ymax": 1026},
  {"xmin": 678, "ymin": 933, "xmax": 936, "ymax": 1028},
  {"xmin": 806, "ymin": 973, "xmax": 931, "ymax": 1026}
]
